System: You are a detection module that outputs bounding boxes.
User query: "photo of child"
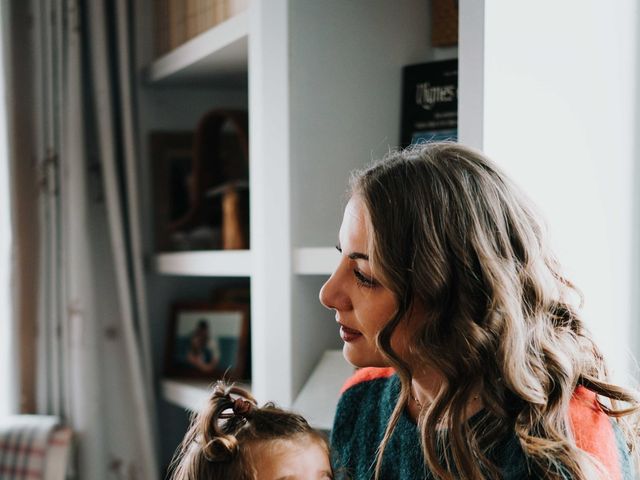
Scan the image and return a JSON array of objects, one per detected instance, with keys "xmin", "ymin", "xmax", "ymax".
[{"xmin": 170, "ymin": 307, "xmax": 247, "ymax": 379}]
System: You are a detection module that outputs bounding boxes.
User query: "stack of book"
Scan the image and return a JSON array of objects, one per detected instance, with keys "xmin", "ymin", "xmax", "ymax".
[
  {"xmin": 154, "ymin": 0, "xmax": 249, "ymax": 57},
  {"xmin": 400, "ymin": 59, "xmax": 458, "ymax": 146}
]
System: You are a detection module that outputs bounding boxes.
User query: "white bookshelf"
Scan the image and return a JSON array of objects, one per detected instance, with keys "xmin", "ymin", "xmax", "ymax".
[
  {"xmin": 144, "ymin": 12, "xmax": 249, "ymax": 86},
  {"xmin": 155, "ymin": 251, "xmax": 252, "ymax": 276},
  {"xmin": 135, "ymin": 0, "xmax": 452, "ymax": 467}
]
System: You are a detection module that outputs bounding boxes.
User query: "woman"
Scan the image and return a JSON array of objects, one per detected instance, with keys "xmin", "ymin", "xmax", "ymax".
[{"xmin": 319, "ymin": 143, "xmax": 638, "ymax": 479}]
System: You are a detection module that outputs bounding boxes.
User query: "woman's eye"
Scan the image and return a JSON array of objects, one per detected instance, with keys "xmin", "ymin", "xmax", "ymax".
[{"xmin": 353, "ymin": 269, "xmax": 377, "ymax": 288}]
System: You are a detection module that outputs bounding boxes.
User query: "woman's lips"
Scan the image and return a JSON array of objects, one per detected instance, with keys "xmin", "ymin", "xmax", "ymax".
[{"xmin": 338, "ymin": 323, "xmax": 363, "ymax": 343}]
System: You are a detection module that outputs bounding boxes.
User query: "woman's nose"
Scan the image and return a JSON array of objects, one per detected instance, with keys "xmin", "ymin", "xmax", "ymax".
[
  {"xmin": 318, "ymin": 276, "xmax": 334, "ymax": 309},
  {"xmin": 319, "ymin": 265, "xmax": 352, "ymax": 311}
]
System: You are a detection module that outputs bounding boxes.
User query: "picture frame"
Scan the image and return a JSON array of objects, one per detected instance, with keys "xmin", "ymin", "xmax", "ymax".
[{"xmin": 164, "ymin": 301, "xmax": 250, "ymax": 381}]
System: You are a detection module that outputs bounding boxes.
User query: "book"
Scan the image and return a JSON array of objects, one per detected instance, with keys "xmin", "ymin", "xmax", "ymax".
[{"xmin": 400, "ymin": 59, "xmax": 458, "ymax": 147}]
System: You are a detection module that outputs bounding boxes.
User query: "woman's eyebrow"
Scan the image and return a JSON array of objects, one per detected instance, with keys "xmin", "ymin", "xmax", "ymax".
[
  {"xmin": 348, "ymin": 252, "xmax": 369, "ymax": 261},
  {"xmin": 336, "ymin": 244, "xmax": 369, "ymax": 261}
]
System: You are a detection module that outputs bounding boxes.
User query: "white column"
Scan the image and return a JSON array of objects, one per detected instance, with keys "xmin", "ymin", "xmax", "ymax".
[{"xmin": 249, "ymin": 0, "xmax": 294, "ymax": 404}]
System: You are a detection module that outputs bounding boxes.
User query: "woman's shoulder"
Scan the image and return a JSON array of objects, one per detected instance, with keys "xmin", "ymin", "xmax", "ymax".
[
  {"xmin": 332, "ymin": 367, "xmax": 397, "ymax": 436},
  {"xmin": 334, "ymin": 367, "xmax": 397, "ymax": 426},
  {"xmin": 569, "ymin": 386, "xmax": 634, "ymax": 479},
  {"xmin": 340, "ymin": 367, "xmax": 396, "ymax": 396}
]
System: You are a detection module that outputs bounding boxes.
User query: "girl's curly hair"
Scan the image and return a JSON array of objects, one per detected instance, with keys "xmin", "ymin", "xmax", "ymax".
[{"xmin": 168, "ymin": 382, "xmax": 330, "ymax": 480}]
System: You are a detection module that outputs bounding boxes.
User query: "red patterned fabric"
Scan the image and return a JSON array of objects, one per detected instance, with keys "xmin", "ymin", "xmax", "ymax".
[
  {"xmin": 0, "ymin": 416, "xmax": 71, "ymax": 480},
  {"xmin": 569, "ymin": 386, "xmax": 622, "ymax": 480},
  {"xmin": 340, "ymin": 367, "xmax": 395, "ymax": 394}
]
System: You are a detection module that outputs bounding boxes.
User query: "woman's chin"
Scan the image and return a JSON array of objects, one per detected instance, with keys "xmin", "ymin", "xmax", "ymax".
[{"xmin": 342, "ymin": 344, "xmax": 388, "ymax": 369}]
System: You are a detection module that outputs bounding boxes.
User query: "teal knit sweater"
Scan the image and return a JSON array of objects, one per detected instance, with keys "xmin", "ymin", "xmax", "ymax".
[{"xmin": 330, "ymin": 368, "xmax": 634, "ymax": 480}]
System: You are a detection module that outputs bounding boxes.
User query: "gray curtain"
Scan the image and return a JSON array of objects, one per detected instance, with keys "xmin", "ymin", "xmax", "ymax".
[
  {"xmin": 0, "ymin": 0, "xmax": 17, "ymax": 418},
  {"xmin": 30, "ymin": 0, "xmax": 158, "ymax": 478}
]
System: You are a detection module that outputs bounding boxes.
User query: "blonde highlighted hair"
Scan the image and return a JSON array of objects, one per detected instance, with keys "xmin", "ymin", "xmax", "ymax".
[{"xmin": 349, "ymin": 142, "xmax": 639, "ymax": 479}]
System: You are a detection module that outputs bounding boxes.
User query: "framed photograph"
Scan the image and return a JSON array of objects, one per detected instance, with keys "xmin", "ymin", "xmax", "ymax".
[{"xmin": 164, "ymin": 301, "xmax": 250, "ymax": 381}]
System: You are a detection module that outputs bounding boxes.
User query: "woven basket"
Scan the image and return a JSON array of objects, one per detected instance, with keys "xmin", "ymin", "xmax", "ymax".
[{"xmin": 432, "ymin": 0, "xmax": 459, "ymax": 47}]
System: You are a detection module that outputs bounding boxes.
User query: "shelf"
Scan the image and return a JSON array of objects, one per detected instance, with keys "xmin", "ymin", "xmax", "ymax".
[
  {"xmin": 145, "ymin": 12, "xmax": 249, "ymax": 86},
  {"xmin": 292, "ymin": 350, "xmax": 355, "ymax": 431},
  {"xmin": 155, "ymin": 250, "xmax": 252, "ymax": 276},
  {"xmin": 293, "ymin": 247, "xmax": 339, "ymax": 275},
  {"xmin": 155, "ymin": 248, "xmax": 338, "ymax": 276},
  {"xmin": 162, "ymin": 352, "xmax": 353, "ymax": 430},
  {"xmin": 162, "ymin": 378, "xmax": 251, "ymax": 412}
]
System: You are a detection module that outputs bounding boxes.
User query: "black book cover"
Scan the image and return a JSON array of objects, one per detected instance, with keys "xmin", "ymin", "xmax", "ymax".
[{"xmin": 400, "ymin": 59, "xmax": 458, "ymax": 147}]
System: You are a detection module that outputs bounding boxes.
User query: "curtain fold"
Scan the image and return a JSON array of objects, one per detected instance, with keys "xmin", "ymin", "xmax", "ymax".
[
  {"xmin": 0, "ymin": 0, "xmax": 17, "ymax": 418},
  {"xmin": 83, "ymin": 0, "xmax": 158, "ymax": 475},
  {"xmin": 30, "ymin": 0, "xmax": 158, "ymax": 478}
]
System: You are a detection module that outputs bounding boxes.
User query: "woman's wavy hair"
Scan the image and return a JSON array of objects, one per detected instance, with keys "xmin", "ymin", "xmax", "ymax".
[
  {"xmin": 349, "ymin": 142, "xmax": 639, "ymax": 479},
  {"xmin": 168, "ymin": 382, "xmax": 329, "ymax": 480}
]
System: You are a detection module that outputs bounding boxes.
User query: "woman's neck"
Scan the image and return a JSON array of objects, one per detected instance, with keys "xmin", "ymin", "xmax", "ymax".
[{"xmin": 407, "ymin": 372, "xmax": 484, "ymax": 423}]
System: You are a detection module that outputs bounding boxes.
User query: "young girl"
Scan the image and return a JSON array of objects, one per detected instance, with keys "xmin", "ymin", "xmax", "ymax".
[{"xmin": 169, "ymin": 382, "xmax": 333, "ymax": 480}]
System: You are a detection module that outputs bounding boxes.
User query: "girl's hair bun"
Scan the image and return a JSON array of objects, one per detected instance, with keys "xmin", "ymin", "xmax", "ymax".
[
  {"xmin": 202, "ymin": 435, "xmax": 239, "ymax": 463},
  {"xmin": 232, "ymin": 397, "xmax": 255, "ymax": 418},
  {"xmin": 196, "ymin": 382, "xmax": 258, "ymax": 464}
]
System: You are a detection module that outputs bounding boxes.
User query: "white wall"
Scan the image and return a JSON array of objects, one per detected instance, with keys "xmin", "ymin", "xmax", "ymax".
[{"xmin": 473, "ymin": 1, "xmax": 638, "ymax": 382}]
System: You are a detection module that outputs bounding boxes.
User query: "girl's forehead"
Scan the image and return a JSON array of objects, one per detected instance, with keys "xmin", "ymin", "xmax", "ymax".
[
  {"xmin": 251, "ymin": 434, "xmax": 327, "ymax": 454},
  {"xmin": 250, "ymin": 436, "xmax": 331, "ymax": 480}
]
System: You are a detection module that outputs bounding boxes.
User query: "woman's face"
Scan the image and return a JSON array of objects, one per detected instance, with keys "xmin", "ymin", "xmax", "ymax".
[{"xmin": 319, "ymin": 195, "xmax": 415, "ymax": 368}]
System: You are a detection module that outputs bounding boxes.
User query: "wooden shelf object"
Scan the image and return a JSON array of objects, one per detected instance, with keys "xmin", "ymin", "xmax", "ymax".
[
  {"xmin": 155, "ymin": 250, "xmax": 252, "ymax": 276},
  {"xmin": 145, "ymin": 12, "xmax": 249, "ymax": 86}
]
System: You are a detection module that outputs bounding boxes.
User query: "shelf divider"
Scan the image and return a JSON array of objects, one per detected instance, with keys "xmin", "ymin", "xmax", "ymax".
[
  {"xmin": 145, "ymin": 12, "xmax": 249, "ymax": 86},
  {"xmin": 156, "ymin": 250, "xmax": 252, "ymax": 277}
]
